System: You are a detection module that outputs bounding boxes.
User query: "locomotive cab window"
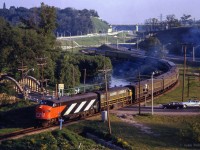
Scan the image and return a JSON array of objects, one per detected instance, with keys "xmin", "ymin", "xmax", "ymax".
[{"xmin": 40, "ymin": 100, "xmax": 55, "ymax": 106}]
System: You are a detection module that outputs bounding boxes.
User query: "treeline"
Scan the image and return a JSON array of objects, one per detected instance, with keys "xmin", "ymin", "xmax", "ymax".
[
  {"xmin": 144, "ymin": 14, "xmax": 200, "ymax": 32},
  {"xmin": 0, "ymin": 3, "xmax": 101, "ymax": 35},
  {"xmin": 0, "ymin": 3, "xmax": 112, "ymax": 89}
]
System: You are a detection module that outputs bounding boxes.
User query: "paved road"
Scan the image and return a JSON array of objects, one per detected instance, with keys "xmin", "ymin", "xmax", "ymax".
[{"xmin": 111, "ymin": 105, "xmax": 200, "ymax": 116}]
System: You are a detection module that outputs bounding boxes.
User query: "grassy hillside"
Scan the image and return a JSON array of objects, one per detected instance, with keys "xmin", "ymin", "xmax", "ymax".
[{"xmin": 91, "ymin": 17, "xmax": 110, "ymax": 33}]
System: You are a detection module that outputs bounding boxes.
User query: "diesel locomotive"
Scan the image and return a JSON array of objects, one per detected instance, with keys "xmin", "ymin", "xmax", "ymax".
[{"xmin": 35, "ymin": 60, "xmax": 179, "ymax": 126}]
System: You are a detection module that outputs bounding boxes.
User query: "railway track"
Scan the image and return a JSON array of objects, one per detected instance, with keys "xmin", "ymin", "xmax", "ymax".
[
  {"xmin": 0, "ymin": 126, "xmax": 51, "ymax": 142},
  {"xmin": 0, "ymin": 113, "xmax": 100, "ymax": 142}
]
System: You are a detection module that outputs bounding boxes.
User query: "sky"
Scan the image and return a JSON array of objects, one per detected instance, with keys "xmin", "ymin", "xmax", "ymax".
[{"xmin": 1, "ymin": 0, "xmax": 200, "ymax": 24}]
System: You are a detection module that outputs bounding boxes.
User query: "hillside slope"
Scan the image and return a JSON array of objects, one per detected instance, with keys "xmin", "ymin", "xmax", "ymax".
[{"xmin": 91, "ymin": 17, "xmax": 110, "ymax": 33}]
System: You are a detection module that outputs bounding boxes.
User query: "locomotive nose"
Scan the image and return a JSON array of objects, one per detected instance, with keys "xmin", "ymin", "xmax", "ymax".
[{"xmin": 35, "ymin": 105, "xmax": 51, "ymax": 119}]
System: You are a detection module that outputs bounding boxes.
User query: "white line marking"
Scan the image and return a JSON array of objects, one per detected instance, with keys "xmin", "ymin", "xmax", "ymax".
[
  {"xmin": 84, "ymin": 99, "xmax": 96, "ymax": 111},
  {"xmin": 74, "ymin": 101, "xmax": 87, "ymax": 113},
  {"xmin": 64, "ymin": 103, "xmax": 77, "ymax": 115}
]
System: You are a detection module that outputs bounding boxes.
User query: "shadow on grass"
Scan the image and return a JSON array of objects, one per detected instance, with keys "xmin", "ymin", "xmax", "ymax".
[
  {"xmin": 68, "ymin": 117, "xmax": 200, "ymax": 149},
  {"xmin": 0, "ymin": 105, "xmax": 36, "ymax": 129}
]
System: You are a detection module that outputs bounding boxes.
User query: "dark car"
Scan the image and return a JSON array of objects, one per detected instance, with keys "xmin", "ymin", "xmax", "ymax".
[{"xmin": 162, "ymin": 102, "xmax": 185, "ymax": 109}]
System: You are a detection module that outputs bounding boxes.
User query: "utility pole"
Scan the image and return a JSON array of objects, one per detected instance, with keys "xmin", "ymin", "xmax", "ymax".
[
  {"xmin": 104, "ymin": 68, "xmax": 111, "ymax": 135},
  {"xmin": 72, "ymin": 39, "xmax": 74, "ymax": 53},
  {"xmin": 83, "ymin": 69, "xmax": 86, "ymax": 93},
  {"xmin": 187, "ymin": 76, "xmax": 190, "ymax": 97},
  {"xmin": 73, "ymin": 66, "xmax": 75, "ymax": 89},
  {"xmin": 99, "ymin": 65, "xmax": 112, "ymax": 135},
  {"xmin": 138, "ymin": 71, "xmax": 141, "ymax": 115},
  {"xmin": 36, "ymin": 57, "xmax": 47, "ymax": 96},
  {"xmin": 182, "ymin": 45, "xmax": 187, "ymax": 102},
  {"xmin": 151, "ymin": 72, "xmax": 155, "ymax": 115}
]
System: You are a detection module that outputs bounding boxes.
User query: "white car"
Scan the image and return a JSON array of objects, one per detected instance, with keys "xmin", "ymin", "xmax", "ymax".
[{"xmin": 181, "ymin": 100, "xmax": 200, "ymax": 107}]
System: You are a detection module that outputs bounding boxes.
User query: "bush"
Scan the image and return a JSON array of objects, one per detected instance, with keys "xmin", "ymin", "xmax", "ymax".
[{"xmin": 0, "ymin": 93, "xmax": 19, "ymax": 106}]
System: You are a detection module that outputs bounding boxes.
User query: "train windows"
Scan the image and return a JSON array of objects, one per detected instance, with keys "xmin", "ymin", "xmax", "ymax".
[
  {"xmin": 101, "ymin": 95, "xmax": 105, "ymax": 98},
  {"xmin": 40, "ymin": 100, "xmax": 54, "ymax": 106},
  {"xmin": 110, "ymin": 92, "xmax": 117, "ymax": 96},
  {"xmin": 119, "ymin": 90, "xmax": 125, "ymax": 94}
]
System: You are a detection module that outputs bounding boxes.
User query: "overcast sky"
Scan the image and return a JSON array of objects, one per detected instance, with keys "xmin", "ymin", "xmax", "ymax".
[{"xmin": 1, "ymin": 0, "xmax": 200, "ymax": 24}]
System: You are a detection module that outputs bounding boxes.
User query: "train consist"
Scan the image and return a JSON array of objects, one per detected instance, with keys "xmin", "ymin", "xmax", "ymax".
[{"xmin": 35, "ymin": 59, "xmax": 179, "ymax": 126}]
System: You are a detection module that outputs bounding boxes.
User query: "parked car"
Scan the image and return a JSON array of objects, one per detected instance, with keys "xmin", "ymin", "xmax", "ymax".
[
  {"xmin": 162, "ymin": 102, "xmax": 185, "ymax": 109},
  {"xmin": 181, "ymin": 100, "xmax": 200, "ymax": 108}
]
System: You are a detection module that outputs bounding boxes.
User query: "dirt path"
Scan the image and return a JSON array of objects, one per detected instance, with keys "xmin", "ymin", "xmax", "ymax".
[{"xmin": 111, "ymin": 112, "xmax": 160, "ymax": 137}]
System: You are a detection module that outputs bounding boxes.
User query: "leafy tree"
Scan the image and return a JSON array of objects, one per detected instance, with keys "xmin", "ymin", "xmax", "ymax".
[
  {"xmin": 166, "ymin": 14, "xmax": 180, "ymax": 28},
  {"xmin": 144, "ymin": 18, "xmax": 159, "ymax": 32},
  {"xmin": 139, "ymin": 36, "xmax": 162, "ymax": 56},
  {"xmin": 55, "ymin": 53, "xmax": 112, "ymax": 88},
  {"xmin": 0, "ymin": 17, "xmax": 13, "ymax": 72},
  {"xmin": 39, "ymin": 2, "xmax": 56, "ymax": 36},
  {"xmin": 181, "ymin": 14, "xmax": 193, "ymax": 26}
]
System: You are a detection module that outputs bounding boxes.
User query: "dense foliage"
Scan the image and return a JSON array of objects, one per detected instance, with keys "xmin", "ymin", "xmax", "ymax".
[
  {"xmin": 0, "ymin": 3, "xmax": 102, "ymax": 35},
  {"xmin": 56, "ymin": 53, "xmax": 112, "ymax": 88},
  {"xmin": 0, "ymin": 3, "xmax": 112, "ymax": 89}
]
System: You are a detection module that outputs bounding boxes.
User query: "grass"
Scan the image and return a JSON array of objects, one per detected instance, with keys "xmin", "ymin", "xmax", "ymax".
[
  {"xmin": 0, "ymin": 128, "xmax": 109, "ymax": 150},
  {"xmin": 148, "ymin": 66, "xmax": 200, "ymax": 105},
  {"xmin": 67, "ymin": 114, "xmax": 200, "ymax": 149},
  {"xmin": 0, "ymin": 100, "xmax": 36, "ymax": 135},
  {"xmin": 0, "ymin": 128, "xmax": 21, "ymax": 135},
  {"xmin": 134, "ymin": 115, "xmax": 200, "ymax": 147},
  {"xmin": 91, "ymin": 17, "xmax": 110, "ymax": 33},
  {"xmin": 2, "ymin": 113, "xmax": 198, "ymax": 149},
  {"xmin": 57, "ymin": 32, "xmax": 133, "ymax": 53}
]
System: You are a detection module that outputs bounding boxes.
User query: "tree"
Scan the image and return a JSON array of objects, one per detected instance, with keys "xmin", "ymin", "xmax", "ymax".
[
  {"xmin": 166, "ymin": 14, "xmax": 180, "ymax": 28},
  {"xmin": 0, "ymin": 17, "xmax": 14, "ymax": 72},
  {"xmin": 139, "ymin": 36, "xmax": 162, "ymax": 57},
  {"xmin": 181, "ymin": 14, "xmax": 193, "ymax": 26},
  {"xmin": 39, "ymin": 2, "xmax": 56, "ymax": 37}
]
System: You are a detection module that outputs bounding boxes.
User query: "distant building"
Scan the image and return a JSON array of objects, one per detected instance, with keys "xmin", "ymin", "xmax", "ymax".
[
  {"xmin": 136, "ymin": 25, "xmax": 139, "ymax": 32},
  {"xmin": 3, "ymin": 2, "xmax": 6, "ymax": 9},
  {"xmin": 108, "ymin": 25, "xmax": 112, "ymax": 33}
]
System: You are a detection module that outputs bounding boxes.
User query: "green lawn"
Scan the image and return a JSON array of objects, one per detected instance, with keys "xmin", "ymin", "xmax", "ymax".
[
  {"xmin": 149, "ymin": 67, "xmax": 200, "ymax": 105},
  {"xmin": 57, "ymin": 32, "xmax": 132, "ymax": 53},
  {"xmin": 68, "ymin": 114, "xmax": 200, "ymax": 149}
]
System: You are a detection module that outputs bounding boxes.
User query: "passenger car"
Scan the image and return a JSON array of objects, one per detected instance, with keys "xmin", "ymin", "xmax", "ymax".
[
  {"xmin": 181, "ymin": 100, "xmax": 200, "ymax": 107},
  {"xmin": 162, "ymin": 102, "xmax": 185, "ymax": 109}
]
